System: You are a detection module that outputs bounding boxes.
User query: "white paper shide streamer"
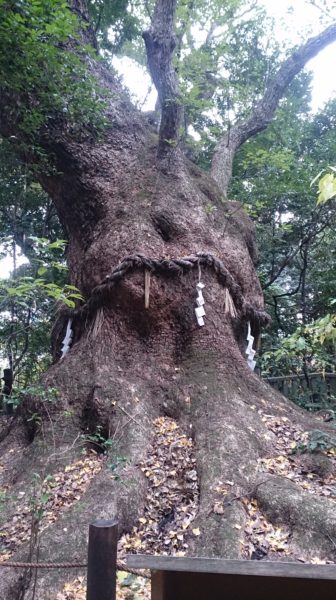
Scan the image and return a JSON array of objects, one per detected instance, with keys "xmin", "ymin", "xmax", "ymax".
[
  {"xmin": 246, "ymin": 321, "xmax": 256, "ymax": 371},
  {"xmin": 195, "ymin": 282, "xmax": 206, "ymax": 326},
  {"xmin": 61, "ymin": 318, "xmax": 73, "ymax": 359}
]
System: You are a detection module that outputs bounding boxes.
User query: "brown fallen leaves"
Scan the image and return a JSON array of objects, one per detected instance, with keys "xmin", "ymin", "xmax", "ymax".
[
  {"xmin": 208, "ymin": 409, "xmax": 335, "ymax": 563},
  {"xmin": 1, "ymin": 408, "xmax": 335, "ymax": 599},
  {"xmin": 258, "ymin": 412, "xmax": 336, "ymax": 500},
  {"xmin": 0, "ymin": 454, "xmax": 104, "ymax": 560},
  {"xmin": 119, "ymin": 416, "xmax": 199, "ymax": 557},
  {"xmin": 56, "ymin": 577, "xmax": 86, "ymax": 600},
  {"xmin": 240, "ymin": 410, "xmax": 335, "ymax": 563},
  {"xmin": 59, "ymin": 416, "xmax": 197, "ymax": 599},
  {"xmin": 241, "ymin": 497, "xmax": 291, "ymax": 559},
  {"xmin": 56, "ymin": 572, "xmax": 150, "ymax": 600},
  {"xmin": 241, "ymin": 494, "xmax": 335, "ymax": 565}
]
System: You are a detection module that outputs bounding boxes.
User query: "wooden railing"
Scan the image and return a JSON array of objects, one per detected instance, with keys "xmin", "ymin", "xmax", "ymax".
[
  {"xmin": 128, "ymin": 554, "xmax": 336, "ymax": 600},
  {"xmin": 264, "ymin": 372, "xmax": 336, "ymax": 408}
]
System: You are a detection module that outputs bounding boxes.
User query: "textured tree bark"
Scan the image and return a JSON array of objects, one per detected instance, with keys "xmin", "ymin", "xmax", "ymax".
[
  {"xmin": 0, "ymin": 6, "xmax": 336, "ymax": 599},
  {"xmin": 143, "ymin": 0, "xmax": 183, "ymax": 162}
]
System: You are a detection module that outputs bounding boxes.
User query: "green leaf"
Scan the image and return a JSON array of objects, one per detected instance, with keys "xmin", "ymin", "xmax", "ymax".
[
  {"xmin": 317, "ymin": 173, "xmax": 336, "ymax": 205},
  {"xmin": 6, "ymin": 287, "xmax": 20, "ymax": 296},
  {"xmin": 47, "ymin": 239, "xmax": 67, "ymax": 249}
]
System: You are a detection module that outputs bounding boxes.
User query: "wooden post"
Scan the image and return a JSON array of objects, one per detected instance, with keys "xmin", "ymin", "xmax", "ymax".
[{"xmin": 86, "ymin": 518, "xmax": 118, "ymax": 600}]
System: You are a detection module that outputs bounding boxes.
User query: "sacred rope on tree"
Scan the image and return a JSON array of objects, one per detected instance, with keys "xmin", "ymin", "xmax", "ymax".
[{"xmin": 0, "ymin": 1, "xmax": 336, "ymax": 597}]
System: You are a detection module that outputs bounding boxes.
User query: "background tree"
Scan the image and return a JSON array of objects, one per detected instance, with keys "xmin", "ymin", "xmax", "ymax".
[
  {"xmin": 0, "ymin": 1, "xmax": 336, "ymax": 597},
  {"xmin": 231, "ymin": 90, "xmax": 336, "ymax": 380},
  {"xmin": 0, "ymin": 141, "xmax": 83, "ymax": 388}
]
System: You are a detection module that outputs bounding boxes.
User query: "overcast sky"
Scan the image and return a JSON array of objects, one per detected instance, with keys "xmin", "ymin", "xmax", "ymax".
[
  {"xmin": 115, "ymin": 0, "xmax": 336, "ymax": 112},
  {"xmin": 261, "ymin": 0, "xmax": 336, "ymax": 110}
]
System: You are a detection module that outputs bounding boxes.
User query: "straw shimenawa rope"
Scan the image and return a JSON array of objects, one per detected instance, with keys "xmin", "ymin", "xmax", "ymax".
[{"xmin": 66, "ymin": 252, "xmax": 270, "ymax": 327}]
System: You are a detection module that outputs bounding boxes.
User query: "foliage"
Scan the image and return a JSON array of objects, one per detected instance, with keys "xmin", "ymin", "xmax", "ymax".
[
  {"xmin": 108, "ymin": 0, "xmax": 281, "ymax": 165},
  {"xmin": 1, "ymin": 239, "xmax": 81, "ymax": 308},
  {"xmin": 0, "ymin": 140, "xmax": 63, "ymax": 248},
  {"xmin": 0, "ymin": 237, "xmax": 81, "ymax": 383},
  {"xmin": 293, "ymin": 430, "xmax": 336, "ymax": 454},
  {"xmin": 4, "ymin": 383, "xmax": 59, "ymax": 411},
  {"xmin": 261, "ymin": 318, "xmax": 336, "ymax": 377},
  {"xmin": 0, "ymin": 0, "xmax": 107, "ymax": 159},
  {"xmin": 83, "ymin": 425, "xmax": 114, "ymax": 454},
  {"xmin": 0, "ymin": 140, "xmax": 70, "ymax": 383},
  {"xmin": 87, "ymin": 0, "xmax": 141, "ymax": 53},
  {"xmin": 175, "ymin": 1, "xmax": 280, "ymax": 164},
  {"xmin": 230, "ymin": 91, "xmax": 336, "ymax": 386},
  {"xmin": 30, "ymin": 472, "xmax": 54, "ymax": 521}
]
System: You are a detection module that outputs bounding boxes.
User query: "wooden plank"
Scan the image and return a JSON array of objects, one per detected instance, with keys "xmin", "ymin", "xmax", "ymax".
[
  {"xmin": 150, "ymin": 570, "xmax": 336, "ymax": 600},
  {"xmin": 127, "ymin": 555, "xmax": 336, "ymax": 581}
]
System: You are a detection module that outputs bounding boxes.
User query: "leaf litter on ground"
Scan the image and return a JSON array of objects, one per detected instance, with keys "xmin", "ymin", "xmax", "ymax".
[
  {"xmin": 58, "ymin": 416, "xmax": 198, "ymax": 599},
  {"xmin": 0, "ymin": 454, "xmax": 104, "ymax": 559},
  {"xmin": 1, "ymin": 409, "xmax": 335, "ymax": 598}
]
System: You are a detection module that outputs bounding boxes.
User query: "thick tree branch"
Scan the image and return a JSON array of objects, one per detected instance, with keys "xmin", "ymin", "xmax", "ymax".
[
  {"xmin": 211, "ymin": 22, "xmax": 336, "ymax": 195},
  {"xmin": 143, "ymin": 0, "xmax": 183, "ymax": 160}
]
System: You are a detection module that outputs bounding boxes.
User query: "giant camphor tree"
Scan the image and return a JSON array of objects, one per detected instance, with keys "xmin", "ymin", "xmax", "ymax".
[{"xmin": 0, "ymin": 1, "xmax": 336, "ymax": 597}]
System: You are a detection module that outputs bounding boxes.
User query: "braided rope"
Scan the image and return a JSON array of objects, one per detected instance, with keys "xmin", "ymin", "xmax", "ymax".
[
  {"xmin": 0, "ymin": 561, "xmax": 87, "ymax": 569},
  {"xmin": 0, "ymin": 560, "xmax": 150, "ymax": 578},
  {"xmin": 67, "ymin": 252, "xmax": 270, "ymax": 327}
]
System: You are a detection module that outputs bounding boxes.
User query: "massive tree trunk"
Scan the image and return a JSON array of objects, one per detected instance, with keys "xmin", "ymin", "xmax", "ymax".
[{"xmin": 0, "ymin": 3, "xmax": 336, "ymax": 598}]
